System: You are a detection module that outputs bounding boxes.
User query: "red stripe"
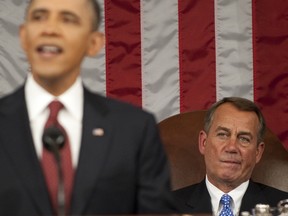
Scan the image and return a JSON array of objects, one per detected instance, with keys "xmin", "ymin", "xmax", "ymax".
[
  {"xmin": 253, "ymin": 0, "xmax": 288, "ymax": 149},
  {"xmin": 104, "ymin": 0, "xmax": 142, "ymax": 107},
  {"xmin": 178, "ymin": 0, "xmax": 216, "ymax": 112}
]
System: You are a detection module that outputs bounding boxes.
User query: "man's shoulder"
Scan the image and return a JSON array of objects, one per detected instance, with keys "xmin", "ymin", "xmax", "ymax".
[
  {"xmin": 173, "ymin": 180, "xmax": 206, "ymax": 198},
  {"xmin": 172, "ymin": 180, "xmax": 212, "ymax": 214},
  {"xmin": 240, "ymin": 181, "xmax": 288, "ymax": 212},
  {"xmin": 249, "ymin": 181, "xmax": 288, "ymax": 196},
  {"xmin": 174, "ymin": 182, "xmax": 203, "ymax": 192},
  {"xmin": 0, "ymin": 85, "xmax": 25, "ymax": 111}
]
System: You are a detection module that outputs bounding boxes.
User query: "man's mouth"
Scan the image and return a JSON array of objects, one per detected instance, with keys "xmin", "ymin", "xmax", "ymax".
[
  {"xmin": 221, "ymin": 159, "xmax": 241, "ymax": 165},
  {"xmin": 37, "ymin": 45, "xmax": 63, "ymax": 55}
]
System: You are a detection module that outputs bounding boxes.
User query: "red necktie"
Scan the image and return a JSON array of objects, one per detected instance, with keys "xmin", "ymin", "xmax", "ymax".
[{"xmin": 42, "ymin": 100, "xmax": 74, "ymax": 215}]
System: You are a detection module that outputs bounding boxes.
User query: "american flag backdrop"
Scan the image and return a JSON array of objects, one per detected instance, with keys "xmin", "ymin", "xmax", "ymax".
[{"xmin": 0, "ymin": 0, "xmax": 288, "ymax": 150}]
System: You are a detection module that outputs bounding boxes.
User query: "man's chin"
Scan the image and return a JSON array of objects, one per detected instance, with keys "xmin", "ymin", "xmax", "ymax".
[
  {"xmin": 31, "ymin": 72, "xmax": 66, "ymax": 87},
  {"xmin": 31, "ymin": 67, "xmax": 64, "ymax": 79},
  {"xmin": 219, "ymin": 171, "xmax": 240, "ymax": 183}
]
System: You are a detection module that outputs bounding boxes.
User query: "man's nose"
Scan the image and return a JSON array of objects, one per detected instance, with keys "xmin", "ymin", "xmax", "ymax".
[
  {"xmin": 225, "ymin": 137, "xmax": 238, "ymax": 152},
  {"xmin": 41, "ymin": 18, "xmax": 60, "ymax": 36}
]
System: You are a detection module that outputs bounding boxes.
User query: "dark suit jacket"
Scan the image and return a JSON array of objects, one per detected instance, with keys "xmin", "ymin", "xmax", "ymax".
[
  {"xmin": 173, "ymin": 179, "xmax": 288, "ymax": 214},
  {"xmin": 0, "ymin": 85, "xmax": 176, "ymax": 215}
]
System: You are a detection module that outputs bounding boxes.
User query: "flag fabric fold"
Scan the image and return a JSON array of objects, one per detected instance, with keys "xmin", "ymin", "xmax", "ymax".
[{"xmin": 0, "ymin": 0, "xmax": 287, "ymax": 150}]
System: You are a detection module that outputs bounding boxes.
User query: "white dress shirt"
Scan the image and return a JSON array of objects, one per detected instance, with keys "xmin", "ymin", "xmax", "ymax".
[
  {"xmin": 206, "ymin": 176, "xmax": 249, "ymax": 216},
  {"xmin": 25, "ymin": 73, "xmax": 83, "ymax": 168}
]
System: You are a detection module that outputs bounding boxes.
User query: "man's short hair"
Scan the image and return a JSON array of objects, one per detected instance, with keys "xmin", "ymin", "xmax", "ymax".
[
  {"xmin": 88, "ymin": 0, "xmax": 101, "ymax": 31},
  {"xmin": 204, "ymin": 97, "xmax": 266, "ymax": 144}
]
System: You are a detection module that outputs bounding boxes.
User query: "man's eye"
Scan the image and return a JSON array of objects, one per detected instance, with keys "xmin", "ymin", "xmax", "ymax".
[
  {"xmin": 30, "ymin": 13, "xmax": 46, "ymax": 21},
  {"xmin": 31, "ymin": 15, "xmax": 42, "ymax": 21},
  {"xmin": 63, "ymin": 18, "xmax": 73, "ymax": 23},
  {"xmin": 62, "ymin": 16, "xmax": 78, "ymax": 24},
  {"xmin": 217, "ymin": 132, "xmax": 228, "ymax": 138},
  {"xmin": 239, "ymin": 136, "xmax": 250, "ymax": 144}
]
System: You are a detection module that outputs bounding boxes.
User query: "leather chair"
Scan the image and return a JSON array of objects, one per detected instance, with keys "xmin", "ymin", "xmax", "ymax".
[{"xmin": 158, "ymin": 110, "xmax": 288, "ymax": 192}]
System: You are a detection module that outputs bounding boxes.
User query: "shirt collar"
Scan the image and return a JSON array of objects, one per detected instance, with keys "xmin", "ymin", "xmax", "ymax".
[
  {"xmin": 206, "ymin": 176, "xmax": 249, "ymax": 216},
  {"xmin": 229, "ymin": 180, "xmax": 249, "ymax": 215},
  {"xmin": 25, "ymin": 73, "xmax": 83, "ymax": 121}
]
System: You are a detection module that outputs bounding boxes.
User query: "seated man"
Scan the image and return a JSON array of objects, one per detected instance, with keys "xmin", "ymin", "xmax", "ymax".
[{"xmin": 173, "ymin": 97, "xmax": 288, "ymax": 215}]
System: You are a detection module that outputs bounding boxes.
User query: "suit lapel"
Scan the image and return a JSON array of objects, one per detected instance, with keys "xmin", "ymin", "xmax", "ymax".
[
  {"xmin": 240, "ymin": 181, "xmax": 269, "ymax": 212},
  {"xmin": 186, "ymin": 180, "xmax": 213, "ymax": 213},
  {"xmin": 70, "ymin": 89, "xmax": 112, "ymax": 215},
  {"xmin": 0, "ymin": 87, "xmax": 52, "ymax": 214}
]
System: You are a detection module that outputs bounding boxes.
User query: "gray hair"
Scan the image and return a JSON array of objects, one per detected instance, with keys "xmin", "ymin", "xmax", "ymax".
[{"xmin": 204, "ymin": 97, "xmax": 266, "ymax": 144}]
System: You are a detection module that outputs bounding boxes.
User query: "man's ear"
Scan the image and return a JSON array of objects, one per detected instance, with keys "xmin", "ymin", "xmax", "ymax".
[
  {"xmin": 19, "ymin": 24, "xmax": 28, "ymax": 52},
  {"xmin": 255, "ymin": 141, "xmax": 265, "ymax": 164},
  {"xmin": 199, "ymin": 130, "xmax": 207, "ymax": 155},
  {"xmin": 86, "ymin": 31, "xmax": 105, "ymax": 57}
]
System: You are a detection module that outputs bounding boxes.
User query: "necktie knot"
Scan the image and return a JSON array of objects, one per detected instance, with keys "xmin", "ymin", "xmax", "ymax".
[
  {"xmin": 47, "ymin": 100, "xmax": 64, "ymax": 126},
  {"xmin": 220, "ymin": 194, "xmax": 234, "ymax": 216},
  {"xmin": 221, "ymin": 194, "xmax": 232, "ymax": 206}
]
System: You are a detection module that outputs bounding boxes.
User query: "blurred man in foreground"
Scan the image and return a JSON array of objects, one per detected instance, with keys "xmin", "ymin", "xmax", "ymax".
[{"xmin": 0, "ymin": 0, "xmax": 176, "ymax": 215}]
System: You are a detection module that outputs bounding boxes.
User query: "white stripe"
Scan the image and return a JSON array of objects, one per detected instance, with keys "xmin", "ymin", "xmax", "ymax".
[
  {"xmin": 0, "ymin": 1, "xmax": 28, "ymax": 96},
  {"xmin": 215, "ymin": 0, "xmax": 254, "ymax": 101},
  {"xmin": 141, "ymin": 0, "xmax": 180, "ymax": 121},
  {"xmin": 82, "ymin": 0, "xmax": 106, "ymax": 96}
]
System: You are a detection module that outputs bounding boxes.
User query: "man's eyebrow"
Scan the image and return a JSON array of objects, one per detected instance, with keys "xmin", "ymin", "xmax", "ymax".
[
  {"xmin": 29, "ymin": 9, "xmax": 80, "ymax": 20},
  {"xmin": 60, "ymin": 10, "xmax": 80, "ymax": 20},
  {"xmin": 216, "ymin": 126, "xmax": 253, "ymax": 137},
  {"xmin": 215, "ymin": 126, "xmax": 230, "ymax": 133},
  {"xmin": 30, "ymin": 8, "xmax": 48, "ymax": 15},
  {"xmin": 238, "ymin": 131, "xmax": 253, "ymax": 138}
]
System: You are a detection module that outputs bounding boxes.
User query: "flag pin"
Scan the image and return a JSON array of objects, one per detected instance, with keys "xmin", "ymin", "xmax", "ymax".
[{"xmin": 92, "ymin": 128, "xmax": 104, "ymax": 136}]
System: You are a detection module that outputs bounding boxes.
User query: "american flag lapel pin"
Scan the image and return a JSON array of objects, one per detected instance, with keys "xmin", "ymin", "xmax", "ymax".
[{"xmin": 92, "ymin": 128, "xmax": 104, "ymax": 136}]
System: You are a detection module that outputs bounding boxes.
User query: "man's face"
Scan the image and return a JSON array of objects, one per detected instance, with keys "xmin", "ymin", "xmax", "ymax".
[
  {"xmin": 199, "ymin": 103, "xmax": 264, "ymax": 191},
  {"xmin": 20, "ymin": 0, "xmax": 104, "ymax": 93}
]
